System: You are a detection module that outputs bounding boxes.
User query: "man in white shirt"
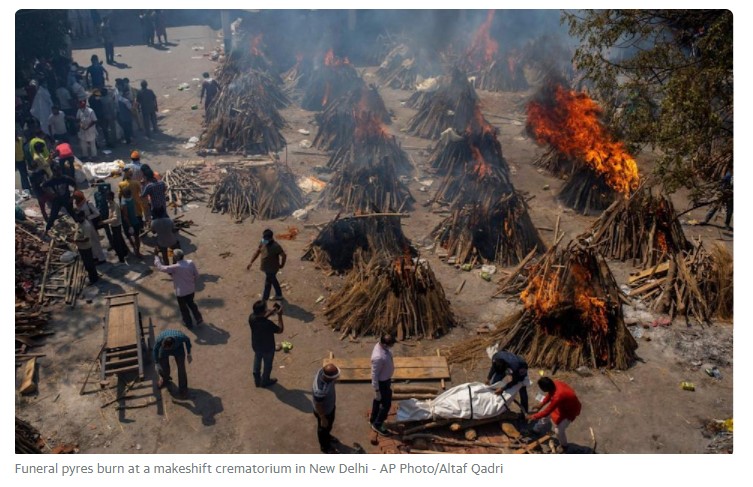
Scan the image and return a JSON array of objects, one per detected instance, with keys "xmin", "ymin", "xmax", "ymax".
[
  {"xmin": 76, "ymin": 100, "xmax": 98, "ymax": 161},
  {"xmin": 48, "ymin": 106, "xmax": 68, "ymax": 142}
]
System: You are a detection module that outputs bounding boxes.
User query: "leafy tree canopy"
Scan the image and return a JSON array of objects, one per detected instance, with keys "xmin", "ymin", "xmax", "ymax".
[{"xmin": 564, "ymin": 9, "xmax": 732, "ymax": 198}]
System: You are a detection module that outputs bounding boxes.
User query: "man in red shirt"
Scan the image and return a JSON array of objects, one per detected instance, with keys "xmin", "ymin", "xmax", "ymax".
[{"xmin": 527, "ymin": 377, "xmax": 582, "ymax": 452}]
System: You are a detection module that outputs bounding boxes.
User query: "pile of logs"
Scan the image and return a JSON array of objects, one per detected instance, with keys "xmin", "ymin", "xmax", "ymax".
[
  {"xmin": 323, "ymin": 251, "xmax": 454, "ymax": 340},
  {"xmin": 302, "ymin": 214, "xmax": 413, "ymax": 272},
  {"xmin": 16, "ymin": 417, "xmax": 43, "ymax": 454},
  {"xmin": 163, "ymin": 164, "xmax": 212, "ymax": 207},
  {"xmin": 407, "ymin": 68, "xmax": 485, "ymax": 140},
  {"xmin": 313, "ymin": 84, "xmax": 391, "ymax": 151},
  {"xmin": 301, "ymin": 52, "xmax": 363, "ymax": 111},
  {"xmin": 588, "ymin": 186, "xmax": 691, "ymax": 267},
  {"xmin": 376, "ymin": 43, "xmax": 443, "ymax": 90},
  {"xmin": 200, "ymin": 69, "xmax": 288, "ymax": 155},
  {"xmin": 452, "ymin": 239, "xmax": 637, "ymax": 370},
  {"xmin": 16, "ymin": 224, "xmax": 52, "ymax": 305},
  {"xmin": 559, "ymin": 167, "xmax": 618, "ymax": 215},
  {"xmin": 207, "ymin": 161, "xmax": 304, "ymax": 222},
  {"xmin": 432, "ymin": 195, "xmax": 544, "ymax": 267},
  {"xmin": 627, "ymin": 241, "xmax": 732, "ymax": 324},
  {"xmin": 466, "ymin": 51, "xmax": 528, "ymax": 92},
  {"xmin": 16, "ymin": 307, "xmax": 51, "ymax": 344},
  {"xmin": 283, "ymin": 55, "xmax": 314, "ymax": 94}
]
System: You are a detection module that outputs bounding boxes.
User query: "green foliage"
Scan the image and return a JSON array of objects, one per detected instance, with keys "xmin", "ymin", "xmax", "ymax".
[
  {"xmin": 564, "ymin": 10, "xmax": 732, "ymax": 199},
  {"xmin": 16, "ymin": 10, "xmax": 70, "ymax": 86}
]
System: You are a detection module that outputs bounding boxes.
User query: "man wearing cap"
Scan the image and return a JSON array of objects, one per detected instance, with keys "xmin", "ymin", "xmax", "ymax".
[
  {"xmin": 153, "ymin": 329, "xmax": 192, "ymax": 398},
  {"xmin": 248, "ymin": 300, "xmax": 284, "ymax": 388},
  {"xmin": 76, "ymin": 99, "xmax": 98, "ymax": 161},
  {"xmin": 246, "ymin": 228, "xmax": 287, "ymax": 301},
  {"xmin": 154, "ymin": 247, "xmax": 204, "ymax": 327},
  {"xmin": 312, "ymin": 363, "xmax": 341, "ymax": 454},
  {"xmin": 370, "ymin": 334, "xmax": 396, "ymax": 436}
]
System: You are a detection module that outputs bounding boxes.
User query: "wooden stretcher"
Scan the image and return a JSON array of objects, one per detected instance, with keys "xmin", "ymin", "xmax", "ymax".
[{"xmin": 100, "ymin": 292, "xmax": 146, "ymax": 381}]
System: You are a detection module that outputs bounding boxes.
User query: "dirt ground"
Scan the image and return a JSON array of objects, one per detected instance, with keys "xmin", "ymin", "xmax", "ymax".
[{"xmin": 15, "ymin": 22, "xmax": 733, "ymax": 455}]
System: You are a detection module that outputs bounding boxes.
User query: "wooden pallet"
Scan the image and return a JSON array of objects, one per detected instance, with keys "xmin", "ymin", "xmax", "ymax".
[
  {"xmin": 100, "ymin": 293, "xmax": 145, "ymax": 381},
  {"xmin": 323, "ymin": 354, "xmax": 450, "ymax": 382}
]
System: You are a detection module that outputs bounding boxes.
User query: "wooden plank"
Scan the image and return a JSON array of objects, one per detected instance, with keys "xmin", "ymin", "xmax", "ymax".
[
  {"xmin": 628, "ymin": 278, "xmax": 666, "ymax": 297},
  {"xmin": 323, "ymin": 356, "xmax": 450, "ymax": 381},
  {"xmin": 19, "ymin": 358, "xmax": 37, "ymax": 394},
  {"xmin": 628, "ymin": 261, "xmax": 670, "ymax": 284},
  {"xmin": 106, "ymin": 303, "xmax": 138, "ymax": 349}
]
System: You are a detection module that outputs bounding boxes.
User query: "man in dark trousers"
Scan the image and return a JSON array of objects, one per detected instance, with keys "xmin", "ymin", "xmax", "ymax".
[
  {"xmin": 527, "ymin": 377, "xmax": 582, "ymax": 453},
  {"xmin": 199, "ymin": 72, "xmax": 220, "ymax": 117},
  {"xmin": 150, "ymin": 207, "xmax": 180, "ymax": 264},
  {"xmin": 137, "ymin": 80, "xmax": 158, "ymax": 137},
  {"xmin": 370, "ymin": 334, "xmax": 395, "ymax": 436},
  {"xmin": 42, "ymin": 164, "xmax": 77, "ymax": 233},
  {"xmin": 154, "ymin": 248, "xmax": 204, "ymax": 327},
  {"xmin": 312, "ymin": 363, "xmax": 341, "ymax": 454},
  {"xmin": 100, "ymin": 16, "xmax": 115, "ymax": 65},
  {"xmin": 703, "ymin": 168, "xmax": 733, "ymax": 230},
  {"xmin": 486, "ymin": 349, "xmax": 530, "ymax": 414},
  {"xmin": 246, "ymin": 229, "xmax": 287, "ymax": 301},
  {"xmin": 70, "ymin": 211, "xmax": 99, "ymax": 284},
  {"xmin": 248, "ymin": 300, "xmax": 284, "ymax": 388},
  {"xmin": 153, "ymin": 329, "xmax": 192, "ymax": 397}
]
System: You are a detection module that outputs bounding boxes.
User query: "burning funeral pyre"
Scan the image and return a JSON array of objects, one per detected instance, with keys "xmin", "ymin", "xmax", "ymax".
[
  {"xmin": 376, "ymin": 43, "xmax": 443, "ymax": 90},
  {"xmin": 460, "ymin": 10, "xmax": 528, "ymax": 92},
  {"xmin": 429, "ymin": 109, "xmax": 544, "ymax": 266},
  {"xmin": 199, "ymin": 69, "xmax": 289, "ymax": 155},
  {"xmin": 449, "ymin": 238, "xmax": 637, "ymax": 370},
  {"xmin": 407, "ymin": 68, "xmax": 483, "ymax": 140},
  {"xmin": 323, "ymin": 250, "xmax": 454, "ymax": 341},
  {"xmin": 527, "ymin": 80, "xmax": 640, "ymax": 214},
  {"xmin": 207, "ymin": 160, "xmax": 304, "ymax": 222},
  {"xmin": 301, "ymin": 49, "xmax": 363, "ymax": 111},
  {"xmin": 313, "ymin": 84, "xmax": 391, "ymax": 151},
  {"xmin": 588, "ymin": 185, "xmax": 691, "ymax": 268},
  {"xmin": 302, "ymin": 215, "xmax": 412, "ymax": 272},
  {"xmin": 322, "ymin": 110, "xmax": 413, "ymax": 213}
]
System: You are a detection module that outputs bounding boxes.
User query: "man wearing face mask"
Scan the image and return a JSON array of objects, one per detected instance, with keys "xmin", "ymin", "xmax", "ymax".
[{"xmin": 246, "ymin": 228, "xmax": 287, "ymax": 301}]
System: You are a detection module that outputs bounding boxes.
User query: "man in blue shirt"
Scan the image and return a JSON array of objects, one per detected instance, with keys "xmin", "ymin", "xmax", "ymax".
[
  {"xmin": 153, "ymin": 329, "xmax": 192, "ymax": 397},
  {"xmin": 312, "ymin": 363, "xmax": 340, "ymax": 453},
  {"xmin": 486, "ymin": 350, "xmax": 530, "ymax": 414},
  {"xmin": 86, "ymin": 54, "xmax": 108, "ymax": 90}
]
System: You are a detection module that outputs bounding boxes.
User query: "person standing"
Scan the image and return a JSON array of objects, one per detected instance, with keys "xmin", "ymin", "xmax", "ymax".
[
  {"xmin": 141, "ymin": 170, "xmax": 167, "ymax": 218},
  {"xmin": 99, "ymin": 88, "xmax": 117, "ymax": 148},
  {"xmin": 150, "ymin": 207, "xmax": 180, "ymax": 264},
  {"xmin": 312, "ymin": 363, "xmax": 341, "ymax": 454},
  {"xmin": 486, "ymin": 350, "xmax": 530, "ymax": 414},
  {"xmin": 53, "ymin": 140, "xmax": 76, "ymax": 179},
  {"xmin": 126, "ymin": 151, "xmax": 144, "ymax": 183},
  {"xmin": 153, "ymin": 329, "xmax": 192, "ymax": 397},
  {"xmin": 120, "ymin": 187, "xmax": 143, "ymax": 258},
  {"xmin": 139, "ymin": 11, "xmax": 154, "ymax": 46},
  {"xmin": 29, "ymin": 168, "xmax": 53, "ymax": 223},
  {"xmin": 248, "ymin": 300, "xmax": 284, "ymax": 388},
  {"xmin": 86, "ymin": 55, "xmax": 108, "ymax": 90},
  {"xmin": 527, "ymin": 377, "xmax": 582, "ymax": 453},
  {"xmin": 70, "ymin": 211, "xmax": 99, "ymax": 284},
  {"xmin": 15, "ymin": 133, "xmax": 31, "ymax": 191},
  {"xmin": 101, "ymin": 191, "xmax": 129, "ymax": 263},
  {"xmin": 154, "ymin": 10, "xmax": 167, "ymax": 44},
  {"xmin": 30, "ymin": 141, "xmax": 52, "ymax": 178},
  {"xmin": 73, "ymin": 190, "xmax": 107, "ymax": 263},
  {"xmin": 116, "ymin": 90, "xmax": 133, "ymax": 144},
  {"xmin": 246, "ymin": 229, "xmax": 286, "ymax": 301},
  {"xmin": 48, "ymin": 106, "xmax": 68, "ymax": 143},
  {"xmin": 136, "ymin": 80, "xmax": 158, "ymax": 138},
  {"xmin": 76, "ymin": 99, "xmax": 98, "ymax": 161},
  {"xmin": 42, "ymin": 164, "xmax": 76, "ymax": 232},
  {"xmin": 100, "ymin": 16, "xmax": 115, "ymax": 65},
  {"xmin": 703, "ymin": 168, "xmax": 733, "ymax": 231},
  {"xmin": 154, "ymin": 248, "xmax": 203, "ymax": 327},
  {"xmin": 30, "ymin": 82, "xmax": 53, "ymax": 136},
  {"xmin": 370, "ymin": 334, "xmax": 396, "ymax": 436},
  {"xmin": 199, "ymin": 72, "xmax": 220, "ymax": 118}
]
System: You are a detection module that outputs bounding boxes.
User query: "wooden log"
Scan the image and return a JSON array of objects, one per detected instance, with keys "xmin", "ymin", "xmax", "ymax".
[
  {"xmin": 393, "ymin": 385, "xmax": 442, "ymax": 394},
  {"xmin": 513, "ymin": 434, "xmax": 552, "ymax": 454},
  {"xmin": 19, "ymin": 358, "xmax": 37, "ymax": 394}
]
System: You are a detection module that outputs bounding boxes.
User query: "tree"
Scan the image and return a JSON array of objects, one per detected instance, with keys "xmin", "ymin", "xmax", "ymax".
[
  {"xmin": 564, "ymin": 10, "xmax": 732, "ymax": 199},
  {"xmin": 16, "ymin": 10, "xmax": 71, "ymax": 87}
]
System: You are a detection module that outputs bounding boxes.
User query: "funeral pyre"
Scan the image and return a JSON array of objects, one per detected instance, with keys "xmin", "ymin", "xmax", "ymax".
[{"xmin": 301, "ymin": 49, "xmax": 363, "ymax": 112}]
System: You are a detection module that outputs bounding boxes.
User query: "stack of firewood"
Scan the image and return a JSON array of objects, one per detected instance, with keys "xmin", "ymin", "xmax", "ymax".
[
  {"xmin": 283, "ymin": 55, "xmax": 314, "ymax": 94},
  {"xmin": 302, "ymin": 214, "xmax": 413, "ymax": 272},
  {"xmin": 207, "ymin": 161, "xmax": 304, "ymax": 222},
  {"xmin": 451, "ymin": 238, "xmax": 638, "ymax": 370},
  {"xmin": 376, "ymin": 43, "xmax": 443, "ymax": 90},
  {"xmin": 301, "ymin": 51, "xmax": 363, "ymax": 112},
  {"xmin": 323, "ymin": 251, "xmax": 454, "ymax": 340},
  {"xmin": 407, "ymin": 68, "xmax": 484, "ymax": 140},
  {"xmin": 200, "ymin": 69, "xmax": 288, "ymax": 155},
  {"xmin": 588, "ymin": 186, "xmax": 691, "ymax": 267},
  {"xmin": 163, "ymin": 164, "xmax": 211, "ymax": 207},
  {"xmin": 16, "ymin": 417, "xmax": 43, "ymax": 454},
  {"xmin": 468, "ymin": 54, "xmax": 529, "ymax": 92},
  {"xmin": 627, "ymin": 241, "xmax": 732, "ymax": 324},
  {"xmin": 313, "ymin": 84, "xmax": 391, "ymax": 151}
]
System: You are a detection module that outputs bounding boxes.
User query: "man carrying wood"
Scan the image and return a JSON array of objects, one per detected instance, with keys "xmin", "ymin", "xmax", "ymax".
[
  {"xmin": 246, "ymin": 229, "xmax": 286, "ymax": 301},
  {"xmin": 526, "ymin": 377, "xmax": 582, "ymax": 453},
  {"xmin": 153, "ymin": 329, "xmax": 192, "ymax": 398},
  {"xmin": 370, "ymin": 334, "xmax": 396, "ymax": 436},
  {"xmin": 312, "ymin": 363, "xmax": 341, "ymax": 454},
  {"xmin": 248, "ymin": 300, "xmax": 284, "ymax": 388},
  {"xmin": 486, "ymin": 350, "xmax": 530, "ymax": 414}
]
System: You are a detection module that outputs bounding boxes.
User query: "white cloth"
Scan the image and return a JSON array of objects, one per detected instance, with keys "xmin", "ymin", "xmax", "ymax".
[
  {"xmin": 396, "ymin": 379, "xmax": 531, "ymax": 422},
  {"xmin": 31, "ymin": 86, "xmax": 53, "ymax": 135},
  {"xmin": 77, "ymin": 107, "xmax": 98, "ymax": 142},
  {"xmin": 48, "ymin": 112, "xmax": 67, "ymax": 135}
]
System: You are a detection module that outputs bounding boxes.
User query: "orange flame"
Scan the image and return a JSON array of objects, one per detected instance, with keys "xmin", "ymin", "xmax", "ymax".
[
  {"xmin": 250, "ymin": 34, "xmax": 263, "ymax": 56},
  {"xmin": 527, "ymin": 84, "xmax": 640, "ymax": 195},
  {"xmin": 322, "ymin": 82, "xmax": 331, "ymax": 107},
  {"xmin": 656, "ymin": 232, "xmax": 668, "ymax": 253},
  {"xmin": 324, "ymin": 48, "xmax": 350, "ymax": 66},
  {"xmin": 470, "ymin": 145, "xmax": 493, "ymax": 178},
  {"xmin": 466, "ymin": 10, "xmax": 499, "ymax": 68},
  {"xmin": 354, "ymin": 111, "xmax": 389, "ymax": 140}
]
